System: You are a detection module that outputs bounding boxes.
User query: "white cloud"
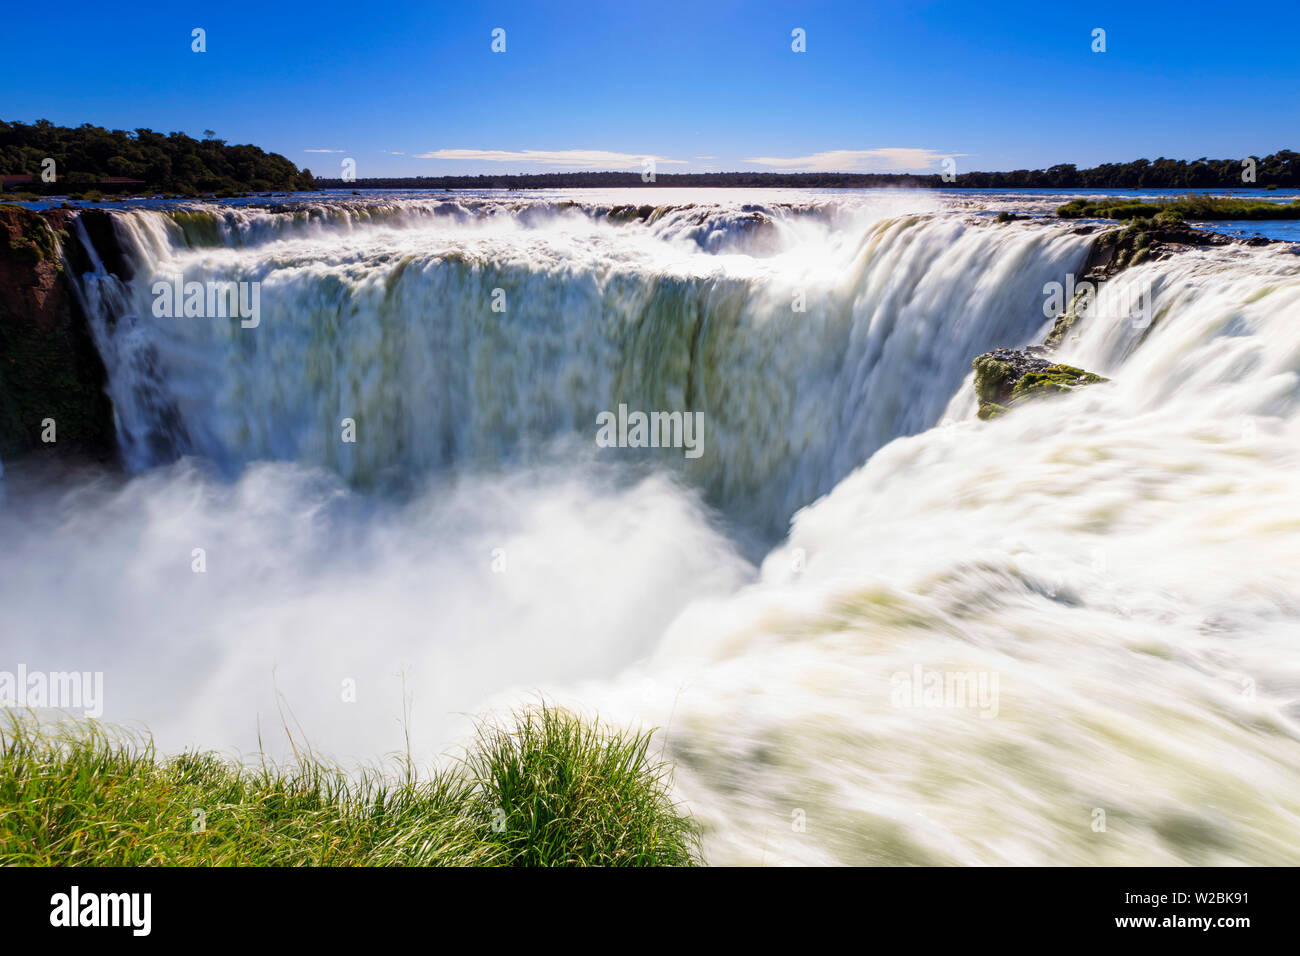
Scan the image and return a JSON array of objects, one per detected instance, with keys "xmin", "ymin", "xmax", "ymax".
[
  {"xmin": 414, "ymin": 148, "xmax": 686, "ymax": 168},
  {"xmin": 304, "ymin": 148, "xmax": 345, "ymax": 153},
  {"xmin": 741, "ymin": 148, "xmax": 966, "ymax": 172}
]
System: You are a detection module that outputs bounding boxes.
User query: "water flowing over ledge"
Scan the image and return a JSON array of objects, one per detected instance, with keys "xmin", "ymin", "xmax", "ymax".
[
  {"xmin": 70, "ymin": 196, "xmax": 1092, "ymax": 534},
  {"xmin": 4, "ymin": 191, "xmax": 1300, "ymax": 865}
]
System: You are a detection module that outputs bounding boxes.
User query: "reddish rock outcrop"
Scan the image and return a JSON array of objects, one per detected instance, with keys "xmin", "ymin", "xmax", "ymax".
[{"xmin": 0, "ymin": 204, "xmax": 115, "ymax": 460}]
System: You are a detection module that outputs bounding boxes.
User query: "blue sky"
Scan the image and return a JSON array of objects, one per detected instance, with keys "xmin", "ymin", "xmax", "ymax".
[{"xmin": 4, "ymin": 0, "xmax": 1297, "ymax": 177}]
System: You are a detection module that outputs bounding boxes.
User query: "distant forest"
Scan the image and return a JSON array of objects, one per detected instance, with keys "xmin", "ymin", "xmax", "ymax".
[
  {"xmin": 317, "ymin": 151, "xmax": 1300, "ymax": 190},
  {"xmin": 0, "ymin": 119, "xmax": 316, "ymax": 195},
  {"xmin": 2, "ymin": 121, "xmax": 1295, "ymax": 194}
]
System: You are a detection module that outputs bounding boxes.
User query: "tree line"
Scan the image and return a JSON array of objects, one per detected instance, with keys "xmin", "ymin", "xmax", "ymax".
[
  {"xmin": 0, "ymin": 119, "xmax": 316, "ymax": 195},
  {"xmin": 317, "ymin": 152, "xmax": 1299, "ymax": 190},
  {"xmin": 3, "ymin": 121, "xmax": 1294, "ymax": 193}
]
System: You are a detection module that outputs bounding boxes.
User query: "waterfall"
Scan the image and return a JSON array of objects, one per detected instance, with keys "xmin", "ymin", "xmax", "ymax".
[
  {"xmin": 7, "ymin": 192, "xmax": 1299, "ymax": 865},
  {"xmin": 69, "ymin": 197, "xmax": 1091, "ymax": 533},
  {"xmin": 567, "ymin": 234, "xmax": 1300, "ymax": 865}
]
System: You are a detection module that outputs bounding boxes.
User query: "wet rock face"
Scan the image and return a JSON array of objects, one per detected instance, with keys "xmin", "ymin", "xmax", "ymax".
[
  {"xmin": 1080, "ymin": 222, "xmax": 1232, "ymax": 281},
  {"xmin": 76, "ymin": 209, "xmax": 135, "ymax": 279},
  {"xmin": 972, "ymin": 347, "xmax": 1108, "ymax": 420},
  {"xmin": 1035, "ymin": 219, "xmax": 1266, "ymax": 360},
  {"xmin": 0, "ymin": 204, "xmax": 116, "ymax": 461}
]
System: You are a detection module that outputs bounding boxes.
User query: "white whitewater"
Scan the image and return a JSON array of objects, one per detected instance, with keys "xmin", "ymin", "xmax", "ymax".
[
  {"xmin": 3, "ymin": 190, "xmax": 1299, "ymax": 865},
  {"xmin": 73, "ymin": 191, "xmax": 1088, "ymax": 532},
  {"xmin": 572, "ymin": 237, "xmax": 1300, "ymax": 865}
]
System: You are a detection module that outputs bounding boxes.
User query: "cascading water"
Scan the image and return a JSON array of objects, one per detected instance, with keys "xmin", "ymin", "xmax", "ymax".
[
  {"xmin": 4, "ymin": 190, "xmax": 1299, "ymax": 865},
  {"xmin": 565, "ymin": 234, "xmax": 1300, "ymax": 865},
  {"xmin": 72, "ymin": 193, "xmax": 1091, "ymax": 534}
]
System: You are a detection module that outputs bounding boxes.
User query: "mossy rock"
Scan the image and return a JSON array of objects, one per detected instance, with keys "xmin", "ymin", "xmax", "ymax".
[
  {"xmin": 1010, "ymin": 364, "xmax": 1108, "ymax": 401},
  {"xmin": 1, "ymin": 209, "xmax": 61, "ymax": 265},
  {"xmin": 972, "ymin": 347, "xmax": 1108, "ymax": 420},
  {"xmin": 972, "ymin": 353, "xmax": 1015, "ymax": 404}
]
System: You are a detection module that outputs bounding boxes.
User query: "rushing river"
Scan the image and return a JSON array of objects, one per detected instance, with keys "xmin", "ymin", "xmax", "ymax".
[{"xmin": 2, "ymin": 188, "xmax": 1299, "ymax": 864}]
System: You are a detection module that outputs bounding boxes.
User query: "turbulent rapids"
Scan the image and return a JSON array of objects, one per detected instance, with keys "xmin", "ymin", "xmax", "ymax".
[{"xmin": 3, "ymin": 189, "xmax": 1300, "ymax": 865}]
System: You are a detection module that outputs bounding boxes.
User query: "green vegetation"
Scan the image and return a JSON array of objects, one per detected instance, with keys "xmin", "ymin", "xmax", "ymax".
[
  {"xmin": 1011, "ymin": 364, "xmax": 1108, "ymax": 400},
  {"xmin": 0, "ymin": 119, "xmax": 315, "ymax": 196},
  {"xmin": 972, "ymin": 354, "xmax": 1016, "ymax": 406},
  {"xmin": 464, "ymin": 706, "xmax": 698, "ymax": 866},
  {"xmin": 4, "ymin": 128, "xmax": 1294, "ymax": 193},
  {"xmin": 0, "ymin": 202, "xmax": 60, "ymax": 262},
  {"xmin": 973, "ymin": 351, "xmax": 1109, "ymax": 422},
  {"xmin": 0, "ymin": 705, "xmax": 699, "ymax": 866},
  {"xmin": 959, "ymin": 151, "xmax": 1299, "ymax": 189},
  {"xmin": 1057, "ymin": 194, "xmax": 1300, "ymax": 221},
  {"xmin": 311, "ymin": 150, "xmax": 1300, "ymax": 190}
]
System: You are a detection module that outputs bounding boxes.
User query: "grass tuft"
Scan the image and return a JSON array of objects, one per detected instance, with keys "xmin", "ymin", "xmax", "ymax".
[
  {"xmin": 0, "ymin": 704, "xmax": 699, "ymax": 867},
  {"xmin": 466, "ymin": 704, "xmax": 699, "ymax": 866}
]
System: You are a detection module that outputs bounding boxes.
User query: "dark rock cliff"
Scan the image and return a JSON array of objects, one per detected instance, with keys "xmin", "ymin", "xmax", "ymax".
[{"xmin": 0, "ymin": 204, "xmax": 116, "ymax": 461}]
